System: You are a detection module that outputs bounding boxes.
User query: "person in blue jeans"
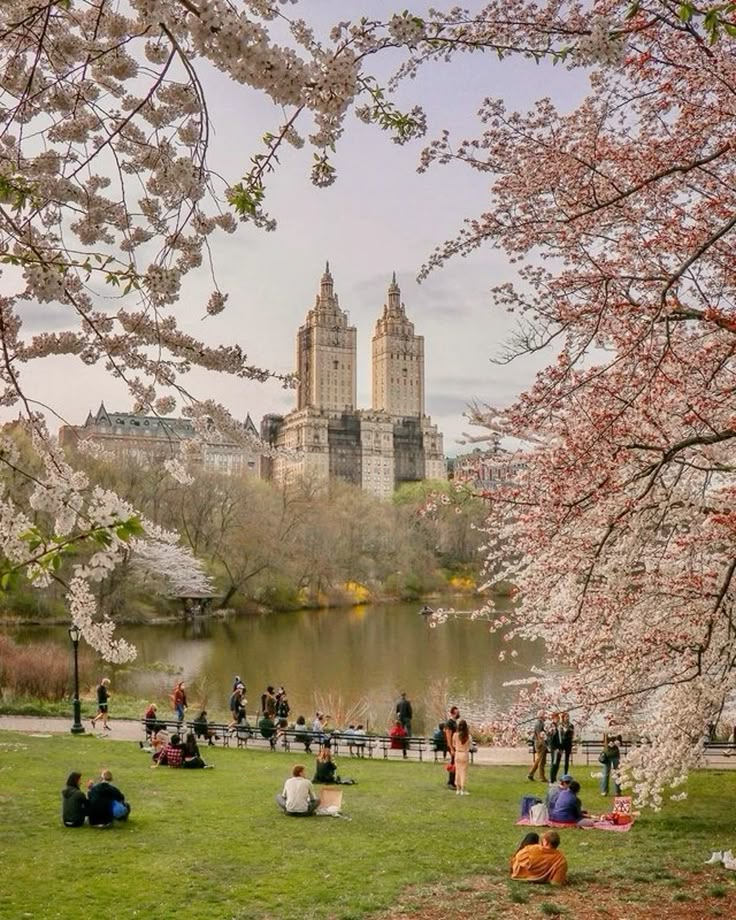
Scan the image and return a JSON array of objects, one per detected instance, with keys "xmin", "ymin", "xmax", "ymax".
[{"xmin": 600, "ymin": 732, "xmax": 622, "ymax": 796}]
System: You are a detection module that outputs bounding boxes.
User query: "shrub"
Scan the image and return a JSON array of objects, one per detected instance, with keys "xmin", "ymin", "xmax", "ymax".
[{"xmin": 0, "ymin": 635, "xmax": 95, "ymax": 700}]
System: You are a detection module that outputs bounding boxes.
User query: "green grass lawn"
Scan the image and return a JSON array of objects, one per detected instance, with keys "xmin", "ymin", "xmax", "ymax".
[{"xmin": 1, "ymin": 731, "xmax": 735, "ymax": 920}]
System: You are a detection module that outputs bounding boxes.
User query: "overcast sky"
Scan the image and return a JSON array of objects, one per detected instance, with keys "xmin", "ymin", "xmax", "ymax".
[{"xmin": 15, "ymin": 1, "xmax": 588, "ymax": 456}]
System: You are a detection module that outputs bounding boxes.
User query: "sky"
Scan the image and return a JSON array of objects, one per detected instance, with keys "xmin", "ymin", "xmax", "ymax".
[{"xmin": 16, "ymin": 1, "xmax": 589, "ymax": 457}]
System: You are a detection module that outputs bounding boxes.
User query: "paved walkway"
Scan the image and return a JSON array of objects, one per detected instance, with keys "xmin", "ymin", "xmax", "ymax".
[
  {"xmin": 2, "ymin": 715, "xmax": 735, "ymax": 770},
  {"xmin": 0, "ymin": 715, "xmax": 531, "ymax": 764}
]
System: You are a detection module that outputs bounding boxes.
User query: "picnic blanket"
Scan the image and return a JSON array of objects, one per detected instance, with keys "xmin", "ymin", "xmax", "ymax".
[{"xmin": 516, "ymin": 817, "xmax": 635, "ymax": 833}]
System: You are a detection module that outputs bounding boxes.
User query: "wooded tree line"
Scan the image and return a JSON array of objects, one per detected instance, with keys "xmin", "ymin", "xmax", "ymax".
[{"xmin": 1, "ymin": 435, "xmax": 487, "ymax": 617}]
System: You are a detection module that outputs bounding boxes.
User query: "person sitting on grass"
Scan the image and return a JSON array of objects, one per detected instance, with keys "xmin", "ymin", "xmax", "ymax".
[
  {"xmin": 61, "ymin": 772, "xmax": 88, "ymax": 827},
  {"xmin": 548, "ymin": 780, "xmax": 596, "ymax": 827},
  {"xmin": 509, "ymin": 832, "xmax": 540, "ymax": 868},
  {"xmin": 87, "ymin": 769, "xmax": 130, "ymax": 826},
  {"xmin": 182, "ymin": 731, "xmax": 214, "ymax": 769},
  {"xmin": 143, "ymin": 728, "xmax": 168, "ymax": 759},
  {"xmin": 152, "ymin": 733, "xmax": 183, "ymax": 768},
  {"xmin": 313, "ymin": 742, "xmax": 356, "ymax": 785},
  {"xmin": 545, "ymin": 773, "xmax": 574, "ymax": 810},
  {"xmin": 314, "ymin": 743, "xmax": 339, "ymax": 783},
  {"xmin": 510, "ymin": 831, "xmax": 568, "ymax": 885},
  {"xmin": 276, "ymin": 764, "xmax": 319, "ymax": 816}
]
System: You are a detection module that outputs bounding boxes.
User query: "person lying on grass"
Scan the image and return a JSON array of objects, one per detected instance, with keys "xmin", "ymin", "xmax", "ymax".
[{"xmin": 510, "ymin": 831, "xmax": 568, "ymax": 885}]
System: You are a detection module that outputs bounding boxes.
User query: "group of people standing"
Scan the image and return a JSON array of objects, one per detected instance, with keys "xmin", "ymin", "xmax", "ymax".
[{"xmin": 528, "ymin": 711, "xmax": 574, "ymax": 783}]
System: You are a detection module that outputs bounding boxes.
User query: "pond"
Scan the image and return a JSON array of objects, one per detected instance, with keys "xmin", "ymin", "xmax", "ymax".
[{"xmin": 4, "ymin": 599, "xmax": 545, "ymax": 734}]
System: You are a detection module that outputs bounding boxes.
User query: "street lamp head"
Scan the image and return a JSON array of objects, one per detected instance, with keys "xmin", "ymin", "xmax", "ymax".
[{"xmin": 68, "ymin": 624, "xmax": 82, "ymax": 644}]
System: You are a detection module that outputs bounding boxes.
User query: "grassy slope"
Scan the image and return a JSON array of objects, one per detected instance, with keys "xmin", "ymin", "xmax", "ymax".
[{"xmin": 0, "ymin": 731, "xmax": 734, "ymax": 920}]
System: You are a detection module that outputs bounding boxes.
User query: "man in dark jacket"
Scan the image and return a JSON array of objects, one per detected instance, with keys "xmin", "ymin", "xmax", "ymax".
[
  {"xmin": 61, "ymin": 772, "xmax": 87, "ymax": 827},
  {"xmin": 87, "ymin": 769, "xmax": 130, "ymax": 826},
  {"xmin": 395, "ymin": 693, "xmax": 413, "ymax": 736}
]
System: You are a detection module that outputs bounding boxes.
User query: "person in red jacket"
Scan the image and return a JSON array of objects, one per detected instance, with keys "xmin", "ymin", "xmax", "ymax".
[
  {"xmin": 389, "ymin": 719, "xmax": 408, "ymax": 759},
  {"xmin": 172, "ymin": 682, "xmax": 188, "ymax": 726}
]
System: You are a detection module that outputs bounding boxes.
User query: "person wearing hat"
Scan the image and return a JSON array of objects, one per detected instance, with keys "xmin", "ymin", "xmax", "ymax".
[{"xmin": 545, "ymin": 773, "xmax": 575, "ymax": 810}]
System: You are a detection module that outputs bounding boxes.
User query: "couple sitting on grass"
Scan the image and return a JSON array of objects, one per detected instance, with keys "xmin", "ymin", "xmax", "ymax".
[
  {"xmin": 62, "ymin": 769, "xmax": 130, "ymax": 828},
  {"xmin": 150, "ymin": 732, "xmax": 214, "ymax": 769},
  {"xmin": 510, "ymin": 831, "xmax": 568, "ymax": 885}
]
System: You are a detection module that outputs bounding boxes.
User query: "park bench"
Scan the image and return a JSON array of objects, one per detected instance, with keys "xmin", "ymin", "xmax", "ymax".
[
  {"xmin": 578, "ymin": 739, "xmax": 632, "ymax": 764},
  {"xmin": 140, "ymin": 721, "xmax": 475, "ymax": 763},
  {"xmin": 370, "ymin": 735, "xmax": 478, "ymax": 763},
  {"xmin": 703, "ymin": 741, "xmax": 736, "ymax": 761},
  {"xmin": 141, "ymin": 719, "xmax": 236, "ymax": 747}
]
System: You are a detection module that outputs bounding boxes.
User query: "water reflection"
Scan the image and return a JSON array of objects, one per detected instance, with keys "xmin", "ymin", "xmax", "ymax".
[{"xmin": 3, "ymin": 600, "xmax": 545, "ymax": 733}]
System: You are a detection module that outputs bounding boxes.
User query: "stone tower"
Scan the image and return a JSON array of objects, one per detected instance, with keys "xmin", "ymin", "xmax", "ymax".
[
  {"xmin": 297, "ymin": 263, "xmax": 357, "ymax": 412},
  {"xmin": 371, "ymin": 273, "xmax": 424, "ymax": 417}
]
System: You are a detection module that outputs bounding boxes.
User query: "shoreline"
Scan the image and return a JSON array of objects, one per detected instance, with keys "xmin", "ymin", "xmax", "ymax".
[{"xmin": 0, "ymin": 588, "xmax": 492, "ymax": 628}]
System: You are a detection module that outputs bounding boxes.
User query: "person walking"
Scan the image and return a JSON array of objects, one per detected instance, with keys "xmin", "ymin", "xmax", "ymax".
[
  {"xmin": 527, "ymin": 710, "xmax": 548, "ymax": 782},
  {"xmin": 452, "ymin": 719, "xmax": 472, "ymax": 795},
  {"xmin": 172, "ymin": 681, "xmax": 188, "ymax": 727},
  {"xmin": 395, "ymin": 692, "xmax": 413, "ymax": 735},
  {"xmin": 90, "ymin": 677, "xmax": 111, "ymax": 731},
  {"xmin": 276, "ymin": 690, "xmax": 290, "ymax": 721},
  {"xmin": 261, "ymin": 686, "xmax": 276, "ymax": 718},
  {"xmin": 228, "ymin": 686, "xmax": 246, "ymax": 731}
]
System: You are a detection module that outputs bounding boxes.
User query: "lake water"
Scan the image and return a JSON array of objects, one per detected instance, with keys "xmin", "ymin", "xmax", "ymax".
[{"xmin": 4, "ymin": 600, "xmax": 545, "ymax": 733}]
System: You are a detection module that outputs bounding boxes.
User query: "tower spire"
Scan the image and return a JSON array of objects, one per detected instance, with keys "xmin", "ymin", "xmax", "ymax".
[
  {"xmin": 387, "ymin": 271, "xmax": 401, "ymax": 313},
  {"xmin": 318, "ymin": 261, "xmax": 335, "ymax": 308}
]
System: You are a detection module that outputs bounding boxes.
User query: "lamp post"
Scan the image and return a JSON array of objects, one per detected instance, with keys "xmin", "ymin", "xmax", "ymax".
[{"xmin": 68, "ymin": 624, "xmax": 85, "ymax": 735}]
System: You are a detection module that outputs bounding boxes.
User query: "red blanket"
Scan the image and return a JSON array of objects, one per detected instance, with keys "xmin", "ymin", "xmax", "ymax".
[{"xmin": 516, "ymin": 817, "xmax": 635, "ymax": 833}]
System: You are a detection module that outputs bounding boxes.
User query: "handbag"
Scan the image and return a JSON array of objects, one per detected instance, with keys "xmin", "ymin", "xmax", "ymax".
[
  {"xmin": 529, "ymin": 802, "xmax": 549, "ymax": 825},
  {"xmin": 598, "ymin": 751, "xmax": 608, "ymax": 764}
]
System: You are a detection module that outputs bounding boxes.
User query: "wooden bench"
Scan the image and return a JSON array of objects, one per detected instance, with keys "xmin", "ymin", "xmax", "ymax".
[
  {"xmin": 141, "ymin": 719, "xmax": 236, "ymax": 747},
  {"xmin": 578, "ymin": 739, "xmax": 632, "ymax": 765},
  {"xmin": 140, "ymin": 721, "xmax": 473, "ymax": 763},
  {"xmin": 703, "ymin": 741, "xmax": 736, "ymax": 761}
]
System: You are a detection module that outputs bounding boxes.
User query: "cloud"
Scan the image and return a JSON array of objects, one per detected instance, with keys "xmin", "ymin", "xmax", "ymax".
[
  {"xmin": 426, "ymin": 393, "xmax": 474, "ymax": 416},
  {"xmin": 19, "ymin": 302, "xmax": 74, "ymax": 332}
]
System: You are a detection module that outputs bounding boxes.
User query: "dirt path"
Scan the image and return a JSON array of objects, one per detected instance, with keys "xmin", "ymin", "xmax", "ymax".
[{"xmin": 372, "ymin": 872, "xmax": 736, "ymax": 919}]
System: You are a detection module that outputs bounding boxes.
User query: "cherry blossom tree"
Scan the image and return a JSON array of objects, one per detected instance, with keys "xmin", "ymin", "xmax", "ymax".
[
  {"xmin": 410, "ymin": 1, "xmax": 736, "ymax": 806},
  {"xmin": 4, "ymin": 0, "xmax": 735, "ymax": 806},
  {"xmin": 0, "ymin": 1, "xmax": 424, "ymax": 658}
]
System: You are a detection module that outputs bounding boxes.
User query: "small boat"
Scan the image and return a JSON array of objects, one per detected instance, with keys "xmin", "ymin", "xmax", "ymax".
[{"xmin": 419, "ymin": 605, "xmax": 435, "ymax": 616}]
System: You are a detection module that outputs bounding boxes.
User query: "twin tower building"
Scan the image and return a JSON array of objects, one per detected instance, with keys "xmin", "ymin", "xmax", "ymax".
[{"xmin": 262, "ymin": 264, "xmax": 446, "ymax": 497}]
